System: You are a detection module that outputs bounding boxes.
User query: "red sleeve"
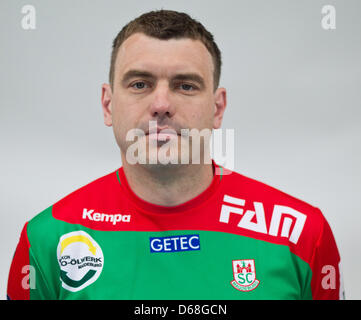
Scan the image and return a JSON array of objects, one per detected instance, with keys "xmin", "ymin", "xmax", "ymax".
[
  {"xmin": 310, "ymin": 212, "xmax": 345, "ymax": 300},
  {"xmin": 7, "ymin": 223, "xmax": 31, "ymax": 300}
]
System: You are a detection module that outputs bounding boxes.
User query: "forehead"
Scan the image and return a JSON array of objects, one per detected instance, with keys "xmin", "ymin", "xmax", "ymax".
[{"xmin": 115, "ymin": 33, "xmax": 214, "ymax": 80}]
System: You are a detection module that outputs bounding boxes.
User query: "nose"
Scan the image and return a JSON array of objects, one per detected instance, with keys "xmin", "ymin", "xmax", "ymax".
[{"xmin": 148, "ymin": 82, "xmax": 175, "ymax": 119}]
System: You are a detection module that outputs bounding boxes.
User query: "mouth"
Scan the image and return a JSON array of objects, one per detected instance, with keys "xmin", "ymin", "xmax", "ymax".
[{"xmin": 145, "ymin": 127, "xmax": 180, "ymax": 141}]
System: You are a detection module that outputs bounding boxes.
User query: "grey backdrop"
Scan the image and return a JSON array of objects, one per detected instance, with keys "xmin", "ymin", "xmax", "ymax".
[{"xmin": 1, "ymin": 0, "xmax": 360, "ymax": 299}]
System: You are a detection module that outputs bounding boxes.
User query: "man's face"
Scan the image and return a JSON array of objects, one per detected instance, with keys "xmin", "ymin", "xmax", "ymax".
[{"xmin": 102, "ymin": 32, "xmax": 226, "ymax": 165}]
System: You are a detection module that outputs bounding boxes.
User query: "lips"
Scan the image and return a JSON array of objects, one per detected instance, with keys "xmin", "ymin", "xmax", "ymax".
[
  {"xmin": 145, "ymin": 126, "xmax": 179, "ymax": 141},
  {"xmin": 145, "ymin": 127, "xmax": 179, "ymax": 135}
]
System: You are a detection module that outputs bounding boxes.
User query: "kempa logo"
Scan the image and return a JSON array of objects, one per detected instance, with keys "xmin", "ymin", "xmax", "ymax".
[
  {"xmin": 82, "ymin": 208, "xmax": 131, "ymax": 225},
  {"xmin": 57, "ymin": 231, "xmax": 104, "ymax": 292}
]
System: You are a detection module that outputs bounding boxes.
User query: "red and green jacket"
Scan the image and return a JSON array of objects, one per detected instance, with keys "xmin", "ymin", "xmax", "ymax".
[{"xmin": 7, "ymin": 160, "xmax": 344, "ymax": 299}]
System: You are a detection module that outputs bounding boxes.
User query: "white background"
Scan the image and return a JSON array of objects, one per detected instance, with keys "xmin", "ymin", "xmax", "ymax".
[{"xmin": 0, "ymin": 0, "xmax": 360, "ymax": 299}]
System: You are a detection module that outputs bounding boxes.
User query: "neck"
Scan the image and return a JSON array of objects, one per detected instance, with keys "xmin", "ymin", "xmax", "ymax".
[{"xmin": 120, "ymin": 154, "xmax": 214, "ymax": 207}]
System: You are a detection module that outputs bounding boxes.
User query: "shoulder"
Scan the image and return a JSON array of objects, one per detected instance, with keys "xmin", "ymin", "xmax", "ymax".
[
  {"xmin": 218, "ymin": 166, "xmax": 327, "ymax": 262},
  {"xmin": 221, "ymin": 167, "xmax": 323, "ymax": 220},
  {"xmin": 26, "ymin": 168, "xmax": 122, "ymax": 235},
  {"xmin": 221, "ymin": 168, "xmax": 319, "ymax": 210}
]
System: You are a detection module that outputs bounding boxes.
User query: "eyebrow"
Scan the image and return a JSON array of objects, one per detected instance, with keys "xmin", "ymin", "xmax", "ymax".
[{"xmin": 121, "ymin": 69, "xmax": 206, "ymax": 89}]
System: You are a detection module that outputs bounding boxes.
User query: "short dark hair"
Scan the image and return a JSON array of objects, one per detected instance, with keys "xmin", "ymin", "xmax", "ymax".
[{"xmin": 109, "ymin": 9, "xmax": 222, "ymax": 91}]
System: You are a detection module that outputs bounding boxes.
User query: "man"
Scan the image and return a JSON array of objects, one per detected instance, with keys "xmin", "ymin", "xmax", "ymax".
[{"xmin": 7, "ymin": 9, "xmax": 344, "ymax": 300}]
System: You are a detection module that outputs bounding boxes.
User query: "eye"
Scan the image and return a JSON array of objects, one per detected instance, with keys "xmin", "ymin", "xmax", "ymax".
[
  {"xmin": 179, "ymin": 83, "xmax": 196, "ymax": 91},
  {"xmin": 131, "ymin": 81, "xmax": 149, "ymax": 90}
]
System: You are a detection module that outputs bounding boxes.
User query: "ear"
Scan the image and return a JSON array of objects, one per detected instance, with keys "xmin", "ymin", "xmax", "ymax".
[
  {"xmin": 213, "ymin": 87, "xmax": 227, "ymax": 129},
  {"xmin": 101, "ymin": 83, "xmax": 113, "ymax": 127}
]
